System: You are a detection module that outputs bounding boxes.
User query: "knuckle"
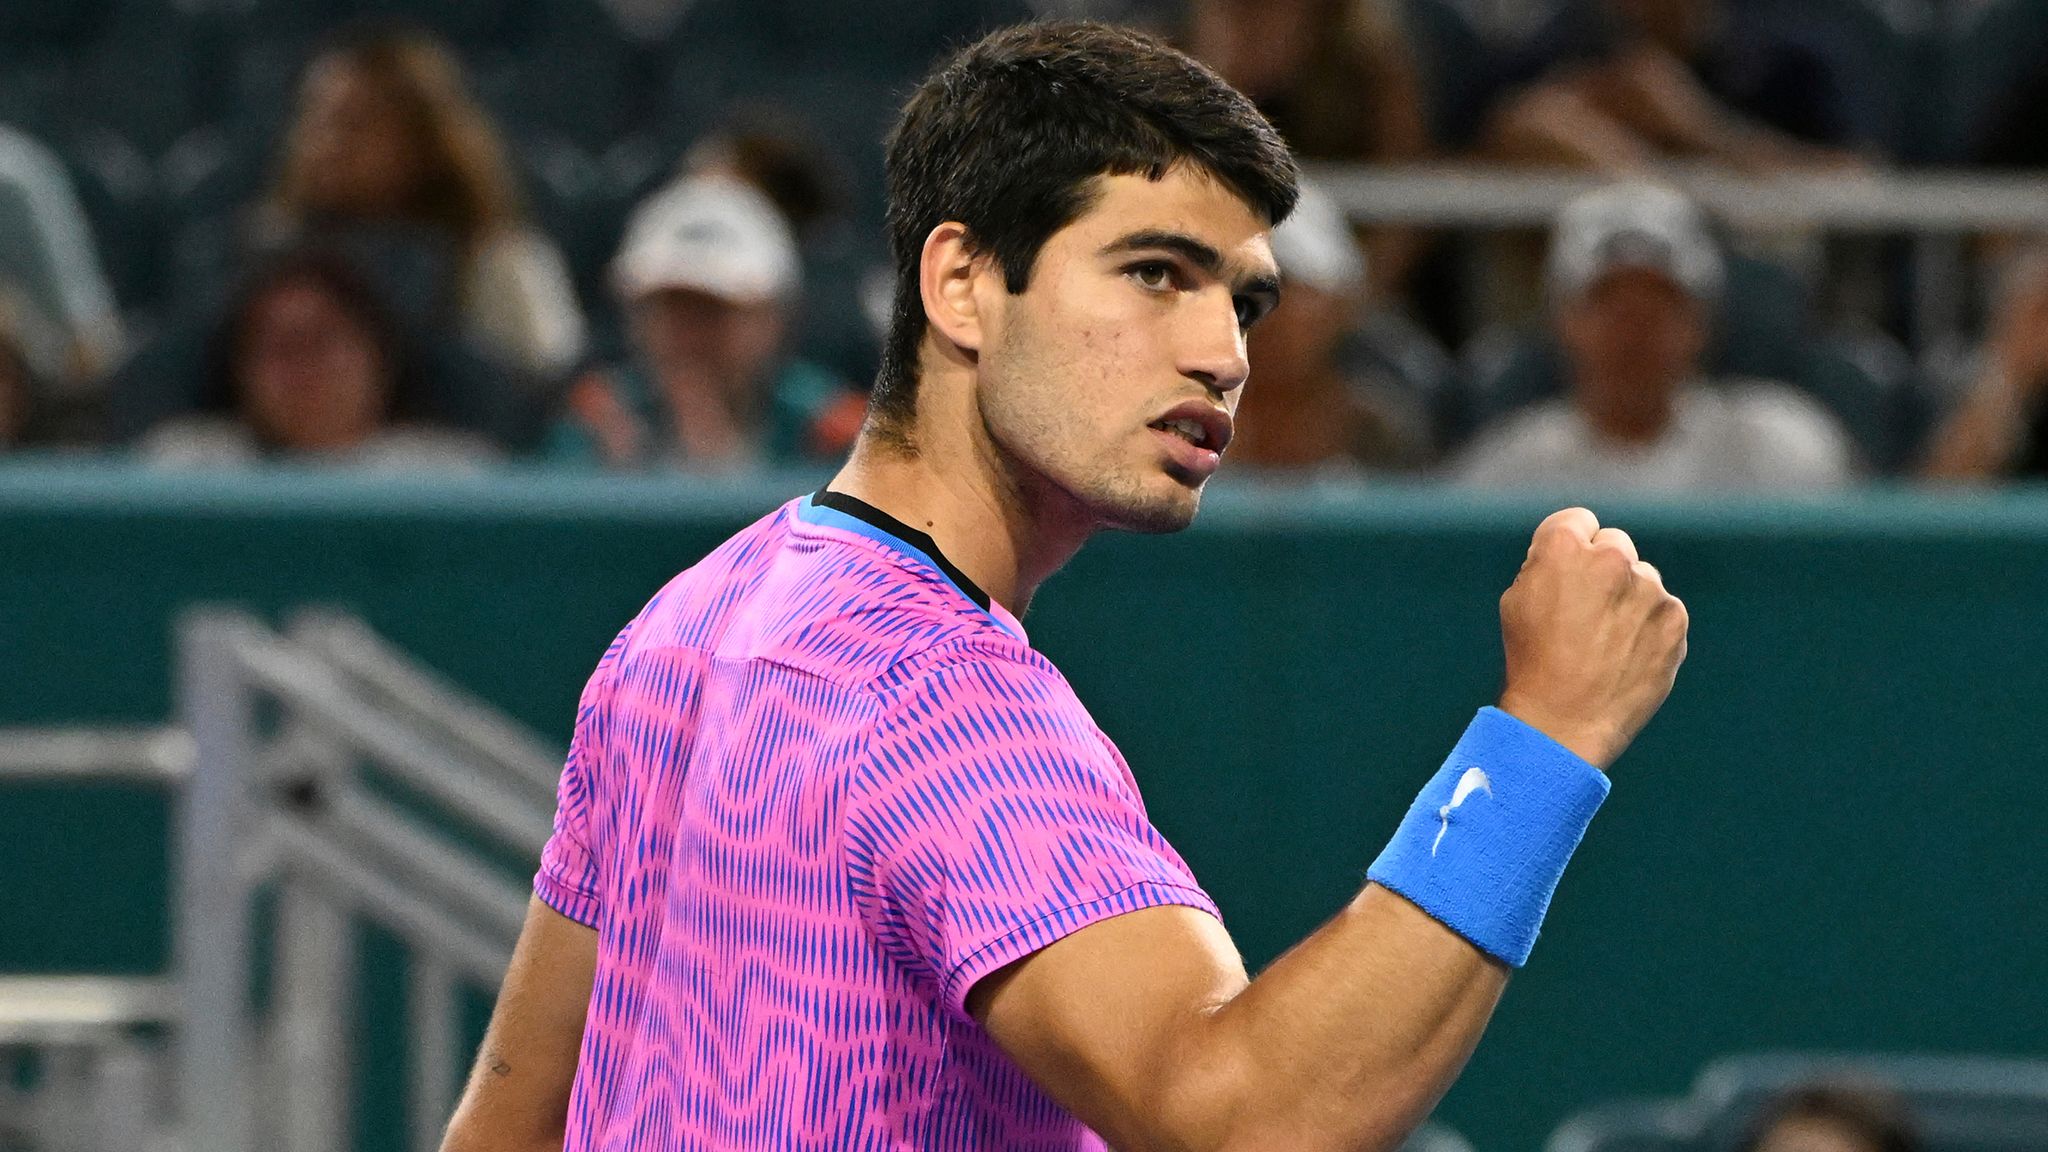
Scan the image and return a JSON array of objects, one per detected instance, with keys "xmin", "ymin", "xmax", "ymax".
[
  {"xmin": 1537, "ymin": 506, "xmax": 1598, "ymax": 542},
  {"xmin": 1587, "ymin": 545, "xmax": 1633, "ymax": 577}
]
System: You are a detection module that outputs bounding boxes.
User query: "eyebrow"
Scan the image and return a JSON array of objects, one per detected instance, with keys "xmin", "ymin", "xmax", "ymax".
[{"xmin": 1101, "ymin": 229, "xmax": 1283, "ymax": 306}]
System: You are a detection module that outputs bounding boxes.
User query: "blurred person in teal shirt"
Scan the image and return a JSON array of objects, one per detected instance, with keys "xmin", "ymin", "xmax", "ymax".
[{"xmin": 550, "ymin": 174, "xmax": 862, "ymax": 472}]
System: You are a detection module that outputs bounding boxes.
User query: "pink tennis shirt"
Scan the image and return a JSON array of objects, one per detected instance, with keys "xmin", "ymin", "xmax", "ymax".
[{"xmin": 536, "ymin": 490, "xmax": 1219, "ymax": 1149}]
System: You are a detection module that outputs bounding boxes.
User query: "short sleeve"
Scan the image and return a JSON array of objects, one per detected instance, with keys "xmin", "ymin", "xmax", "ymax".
[
  {"xmin": 535, "ymin": 726, "xmax": 603, "ymax": 927},
  {"xmin": 844, "ymin": 652, "xmax": 1218, "ymax": 1014},
  {"xmin": 534, "ymin": 632, "xmax": 628, "ymax": 928}
]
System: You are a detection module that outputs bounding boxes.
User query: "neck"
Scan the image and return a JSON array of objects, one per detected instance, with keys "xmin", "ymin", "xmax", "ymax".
[
  {"xmin": 827, "ymin": 379, "xmax": 1092, "ymax": 617},
  {"xmin": 1582, "ymin": 380, "xmax": 1678, "ymax": 445},
  {"xmin": 661, "ymin": 368, "xmax": 760, "ymax": 466}
]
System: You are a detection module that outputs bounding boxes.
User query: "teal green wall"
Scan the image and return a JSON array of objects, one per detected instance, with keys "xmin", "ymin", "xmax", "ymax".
[{"xmin": 3, "ymin": 462, "xmax": 2045, "ymax": 1151}]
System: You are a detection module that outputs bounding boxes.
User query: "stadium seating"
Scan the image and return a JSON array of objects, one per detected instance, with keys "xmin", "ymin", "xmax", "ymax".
[
  {"xmin": 1725, "ymin": 0, "xmax": 1936, "ymax": 159},
  {"xmin": 1402, "ymin": 0, "xmax": 1494, "ymax": 150},
  {"xmin": 1546, "ymin": 1052, "xmax": 2048, "ymax": 1152},
  {"xmin": 1929, "ymin": 0, "xmax": 2048, "ymax": 163}
]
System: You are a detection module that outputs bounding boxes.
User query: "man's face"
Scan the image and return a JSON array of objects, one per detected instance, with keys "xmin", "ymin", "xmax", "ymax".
[
  {"xmin": 632, "ymin": 286, "xmax": 786, "ymax": 406},
  {"xmin": 239, "ymin": 277, "xmax": 388, "ymax": 452},
  {"xmin": 1558, "ymin": 264, "xmax": 1706, "ymax": 419},
  {"xmin": 1247, "ymin": 279, "xmax": 1347, "ymax": 393},
  {"xmin": 971, "ymin": 166, "xmax": 1279, "ymax": 533}
]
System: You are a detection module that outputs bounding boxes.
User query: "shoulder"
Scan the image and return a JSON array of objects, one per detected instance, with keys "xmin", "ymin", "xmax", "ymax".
[
  {"xmin": 1718, "ymin": 379, "xmax": 1857, "ymax": 481},
  {"xmin": 1451, "ymin": 400, "xmax": 1581, "ymax": 483},
  {"xmin": 358, "ymin": 427, "xmax": 501, "ymax": 470},
  {"xmin": 139, "ymin": 417, "xmax": 258, "ymax": 467},
  {"xmin": 472, "ymin": 226, "xmax": 573, "ymax": 280},
  {"xmin": 853, "ymin": 636, "xmax": 1121, "ymax": 795}
]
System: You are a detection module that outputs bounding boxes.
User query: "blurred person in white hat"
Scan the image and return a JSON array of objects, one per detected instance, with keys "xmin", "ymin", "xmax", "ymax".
[
  {"xmin": 1227, "ymin": 177, "xmax": 1431, "ymax": 473},
  {"xmin": 551, "ymin": 174, "xmax": 861, "ymax": 470},
  {"xmin": 1454, "ymin": 181, "xmax": 1853, "ymax": 492}
]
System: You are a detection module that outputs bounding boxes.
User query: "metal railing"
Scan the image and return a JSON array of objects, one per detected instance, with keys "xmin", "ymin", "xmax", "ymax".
[
  {"xmin": 1309, "ymin": 163, "xmax": 2048, "ymax": 232},
  {"xmin": 0, "ymin": 606, "xmax": 557, "ymax": 1152},
  {"xmin": 174, "ymin": 606, "xmax": 561, "ymax": 1152},
  {"xmin": 0, "ymin": 729, "xmax": 186, "ymax": 1152},
  {"xmin": 1310, "ymin": 161, "xmax": 2048, "ymax": 358}
]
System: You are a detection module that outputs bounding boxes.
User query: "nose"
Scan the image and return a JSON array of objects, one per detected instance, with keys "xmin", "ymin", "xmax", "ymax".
[{"xmin": 1178, "ymin": 288, "xmax": 1250, "ymax": 396}]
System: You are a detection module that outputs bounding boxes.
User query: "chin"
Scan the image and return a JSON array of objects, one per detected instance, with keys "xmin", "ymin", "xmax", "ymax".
[{"xmin": 1094, "ymin": 479, "xmax": 1203, "ymax": 535}]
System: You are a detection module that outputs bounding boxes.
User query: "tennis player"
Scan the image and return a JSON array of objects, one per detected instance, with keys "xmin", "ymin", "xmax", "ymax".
[{"xmin": 442, "ymin": 21, "xmax": 1688, "ymax": 1152}]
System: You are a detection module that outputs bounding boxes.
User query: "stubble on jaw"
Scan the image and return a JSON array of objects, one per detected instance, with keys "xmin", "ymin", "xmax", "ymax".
[{"xmin": 977, "ymin": 296, "xmax": 1205, "ymax": 537}]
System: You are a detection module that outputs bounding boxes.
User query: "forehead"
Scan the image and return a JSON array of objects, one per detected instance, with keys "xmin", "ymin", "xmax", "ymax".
[
  {"xmin": 1580, "ymin": 263, "xmax": 1695, "ymax": 304},
  {"xmin": 1057, "ymin": 167, "xmax": 1277, "ymax": 278}
]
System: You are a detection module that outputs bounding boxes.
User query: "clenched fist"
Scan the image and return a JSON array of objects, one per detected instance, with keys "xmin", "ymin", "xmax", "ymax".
[{"xmin": 1497, "ymin": 507, "xmax": 1689, "ymax": 771}]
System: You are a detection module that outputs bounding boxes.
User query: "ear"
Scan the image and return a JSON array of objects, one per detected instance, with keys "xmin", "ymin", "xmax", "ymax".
[{"xmin": 919, "ymin": 221, "xmax": 991, "ymax": 357}]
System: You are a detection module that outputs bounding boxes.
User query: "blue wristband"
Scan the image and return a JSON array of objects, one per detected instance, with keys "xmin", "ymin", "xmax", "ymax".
[{"xmin": 1366, "ymin": 707, "xmax": 1610, "ymax": 967}]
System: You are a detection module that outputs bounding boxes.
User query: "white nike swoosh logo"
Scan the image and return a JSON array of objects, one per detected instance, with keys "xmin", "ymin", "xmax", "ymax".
[{"xmin": 1432, "ymin": 766, "xmax": 1492, "ymax": 856}]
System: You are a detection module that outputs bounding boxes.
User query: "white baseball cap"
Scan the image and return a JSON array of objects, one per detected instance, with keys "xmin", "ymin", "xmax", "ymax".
[
  {"xmin": 1269, "ymin": 177, "xmax": 1366, "ymax": 297},
  {"xmin": 612, "ymin": 174, "xmax": 800, "ymax": 306},
  {"xmin": 1547, "ymin": 182, "xmax": 1723, "ymax": 305}
]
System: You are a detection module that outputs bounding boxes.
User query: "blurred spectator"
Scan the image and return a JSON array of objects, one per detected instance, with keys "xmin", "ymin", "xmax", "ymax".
[
  {"xmin": 1736, "ymin": 1082, "xmax": 1922, "ymax": 1152},
  {"xmin": 1483, "ymin": 0, "xmax": 1866, "ymax": 174},
  {"xmin": 550, "ymin": 175, "xmax": 861, "ymax": 471},
  {"xmin": 0, "ymin": 124, "xmax": 123, "ymax": 388},
  {"xmin": 257, "ymin": 25, "xmax": 585, "ymax": 376},
  {"xmin": 683, "ymin": 122, "xmax": 846, "ymax": 243},
  {"xmin": 1454, "ymin": 183, "xmax": 1854, "ymax": 491},
  {"xmin": 141, "ymin": 249, "xmax": 494, "ymax": 469},
  {"xmin": 1230, "ymin": 180, "xmax": 1431, "ymax": 474},
  {"xmin": 1183, "ymin": 0, "xmax": 1432, "ymax": 296},
  {"xmin": 1922, "ymin": 245, "xmax": 2048, "ymax": 483},
  {"xmin": 0, "ymin": 300, "xmax": 44, "ymax": 450}
]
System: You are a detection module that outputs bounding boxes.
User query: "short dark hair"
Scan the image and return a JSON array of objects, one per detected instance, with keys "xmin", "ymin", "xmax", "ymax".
[
  {"xmin": 872, "ymin": 21, "xmax": 1299, "ymax": 435},
  {"xmin": 1738, "ymin": 1083, "xmax": 1923, "ymax": 1152}
]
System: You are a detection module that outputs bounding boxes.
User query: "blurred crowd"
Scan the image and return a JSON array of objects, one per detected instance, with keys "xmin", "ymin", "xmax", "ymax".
[{"xmin": 7, "ymin": 0, "xmax": 2048, "ymax": 491}]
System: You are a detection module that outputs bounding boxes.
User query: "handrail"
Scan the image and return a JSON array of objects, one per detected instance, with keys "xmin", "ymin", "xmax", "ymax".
[
  {"xmin": 0, "ymin": 977, "xmax": 179, "ymax": 1046},
  {"xmin": 1306, "ymin": 162, "xmax": 2048, "ymax": 231},
  {"xmin": 0, "ymin": 727, "xmax": 190, "ymax": 782},
  {"xmin": 173, "ymin": 606, "xmax": 546, "ymax": 1152},
  {"xmin": 231, "ymin": 629, "xmax": 555, "ymax": 852},
  {"xmin": 287, "ymin": 610, "xmax": 565, "ymax": 806},
  {"xmin": 323, "ymin": 783, "xmax": 533, "ymax": 941},
  {"xmin": 266, "ymin": 814, "xmax": 514, "ymax": 986}
]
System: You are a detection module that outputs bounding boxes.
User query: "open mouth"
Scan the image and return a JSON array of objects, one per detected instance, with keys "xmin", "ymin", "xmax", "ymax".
[
  {"xmin": 1147, "ymin": 405, "xmax": 1231, "ymax": 454},
  {"xmin": 1150, "ymin": 416, "xmax": 1214, "ymax": 450}
]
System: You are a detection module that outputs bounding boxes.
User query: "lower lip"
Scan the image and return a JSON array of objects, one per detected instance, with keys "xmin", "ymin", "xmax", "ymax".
[{"xmin": 1150, "ymin": 426, "xmax": 1224, "ymax": 481}]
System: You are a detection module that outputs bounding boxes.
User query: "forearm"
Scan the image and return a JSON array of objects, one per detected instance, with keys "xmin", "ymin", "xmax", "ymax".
[
  {"xmin": 1924, "ymin": 370, "xmax": 2030, "ymax": 481},
  {"xmin": 441, "ymin": 1111, "xmax": 563, "ymax": 1152},
  {"xmin": 1481, "ymin": 81, "xmax": 1655, "ymax": 172},
  {"xmin": 1145, "ymin": 710, "xmax": 1604, "ymax": 1151},
  {"xmin": 439, "ymin": 1044, "xmax": 574, "ymax": 1152},
  {"xmin": 1162, "ymin": 887, "xmax": 1505, "ymax": 1152},
  {"xmin": 436, "ymin": 898, "xmax": 594, "ymax": 1152}
]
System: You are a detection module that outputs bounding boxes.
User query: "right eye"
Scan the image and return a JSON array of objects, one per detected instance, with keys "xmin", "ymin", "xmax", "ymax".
[{"xmin": 1129, "ymin": 262, "xmax": 1174, "ymax": 291}]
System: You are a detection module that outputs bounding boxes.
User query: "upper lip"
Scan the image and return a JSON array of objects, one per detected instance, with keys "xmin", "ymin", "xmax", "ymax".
[{"xmin": 1149, "ymin": 400, "xmax": 1233, "ymax": 453}]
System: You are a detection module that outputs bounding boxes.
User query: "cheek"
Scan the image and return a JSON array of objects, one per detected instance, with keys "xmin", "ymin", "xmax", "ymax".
[{"xmin": 243, "ymin": 358, "xmax": 296, "ymax": 423}]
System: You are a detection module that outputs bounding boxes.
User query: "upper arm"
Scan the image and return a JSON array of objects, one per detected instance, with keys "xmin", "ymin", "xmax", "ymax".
[
  {"xmin": 969, "ymin": 903, "xmax": 1252, "ymax": 1152},
  {"xmin": 441, "ymin": 897, "xmax": 598, "ymax": 1152},
  {"xmin": 845, "ymin": 653, "xmax": 1222, "ymax": 1012}
]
